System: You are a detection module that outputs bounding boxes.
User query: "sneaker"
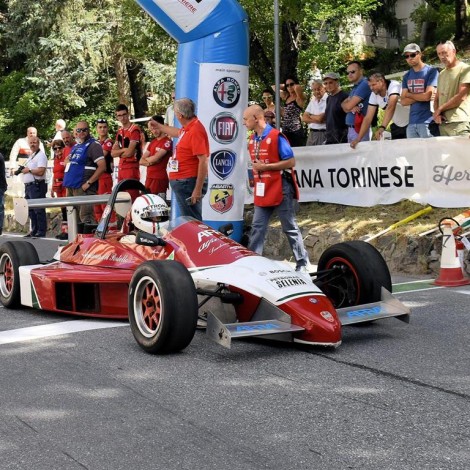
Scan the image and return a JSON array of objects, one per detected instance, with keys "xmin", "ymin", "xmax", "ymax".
[
  {"xmin": 197, "ymin": 311, "xmax": 208, "ymax": 329},
  {"xmin": 23, "ymin": 233, "xmax": 34, "ymax": 238}
]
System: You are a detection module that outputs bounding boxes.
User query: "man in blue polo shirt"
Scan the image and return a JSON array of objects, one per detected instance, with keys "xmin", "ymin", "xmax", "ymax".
[{"xmin": 341, "ymin": 61, "xmax": 372, "ymax": 143}]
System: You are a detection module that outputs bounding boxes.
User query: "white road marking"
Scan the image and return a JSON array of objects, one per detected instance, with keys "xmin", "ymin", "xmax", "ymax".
[
  {"xmin": 0, "ymin": 320, "xmax": 128, "ymax": 345},
  {"xmin": 454, "ymin": 290, "xmax": 470, "ymax": 296}
]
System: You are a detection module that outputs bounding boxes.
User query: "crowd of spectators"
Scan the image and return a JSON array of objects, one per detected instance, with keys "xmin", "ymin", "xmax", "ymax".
[
  {"xmin": 258, "ymin": 40, "xmax": 470, "ymax": 147},
  {"xmin": 4, "ymin": 94, "xmax": 211, "ymax": 238}
]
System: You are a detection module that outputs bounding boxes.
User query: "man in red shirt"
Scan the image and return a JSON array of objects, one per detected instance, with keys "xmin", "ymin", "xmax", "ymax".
[
  {"xmin": 51, "ymin": 139, "xmax": 69, "ymax": 239},
  {"xmin": 111, "ymin": 104, "xmax": 142, "ymax": 200},
  {"xmin": 155, "ymin": 98, "xmax": 209, "ymax": 220},
  {"xmin": 139, "ymin": 115, "xmax": 171, "ymax": 197}
]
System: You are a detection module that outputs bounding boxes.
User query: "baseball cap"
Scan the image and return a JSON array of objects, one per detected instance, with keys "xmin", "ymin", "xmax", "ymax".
[
  {"xmin": 323, "ymin": 72, "xmax": 340, "ymax": 80},
  {"xmin": 403, "ymin": 43, "xmax": 421, "ymax": 54}
]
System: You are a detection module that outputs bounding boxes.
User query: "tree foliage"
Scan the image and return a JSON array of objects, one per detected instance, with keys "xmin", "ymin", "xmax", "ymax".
[{"xmin": 0, "ymin": 0, "xmax": 465, "ymax": 156}]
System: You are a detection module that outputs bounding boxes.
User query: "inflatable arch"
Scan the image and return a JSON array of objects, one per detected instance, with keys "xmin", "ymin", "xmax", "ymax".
[{"xmin": 134, "ymin": 0, "xmax": 249, "ymax": 241}]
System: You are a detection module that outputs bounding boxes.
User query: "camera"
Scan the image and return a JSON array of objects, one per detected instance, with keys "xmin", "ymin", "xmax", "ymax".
[{"xmin": 14, "ymin": 165, "xmax": 25, "ymax": 176}]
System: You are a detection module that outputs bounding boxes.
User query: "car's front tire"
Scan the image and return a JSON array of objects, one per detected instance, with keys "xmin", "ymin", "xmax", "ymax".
[
  {"xmin": 129, "ymin": 260, "xmax": 198, "ymax": 354},
  {"xmin": 317, "ymin": 240, "xmax": 392, "ymax": 308}
]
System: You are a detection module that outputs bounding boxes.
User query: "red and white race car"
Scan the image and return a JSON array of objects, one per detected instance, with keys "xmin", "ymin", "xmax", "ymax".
[{"xmin": 0, "ymin": 180, "xmax": 409, "ymax": 354}]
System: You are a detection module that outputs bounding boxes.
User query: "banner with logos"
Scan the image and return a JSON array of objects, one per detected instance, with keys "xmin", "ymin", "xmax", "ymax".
[
  {"xmin": 198, "ymin": 63, "xmax": 249, "ymax": 230},
  {"xmin": 267, "ymin": 136, "xmax": 470, "ymax": 208}
]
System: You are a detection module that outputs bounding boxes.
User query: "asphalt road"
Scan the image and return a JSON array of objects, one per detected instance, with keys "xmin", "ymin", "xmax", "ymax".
[{"xmin": 0, "ymin": 236, "xmax": 469, "ymax": 470}]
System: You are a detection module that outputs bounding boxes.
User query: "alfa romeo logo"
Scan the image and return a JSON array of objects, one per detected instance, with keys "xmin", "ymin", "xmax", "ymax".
[{"xmin": 213, "ymin": 77, "xmax": 241, "ymax": 108}]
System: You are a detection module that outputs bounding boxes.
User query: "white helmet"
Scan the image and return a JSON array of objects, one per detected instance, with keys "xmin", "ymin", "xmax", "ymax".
[{"xmin": 131, "ymin": 194, "xmax": 170, "ymax": 236}]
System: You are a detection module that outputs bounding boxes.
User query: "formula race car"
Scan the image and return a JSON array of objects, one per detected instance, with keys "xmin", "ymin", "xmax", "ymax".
[{"xmin": 0, "ymin": 179, "xmax": 409, "ymax": 354}]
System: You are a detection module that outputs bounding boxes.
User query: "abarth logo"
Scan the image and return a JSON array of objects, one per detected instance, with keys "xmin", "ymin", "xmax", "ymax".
[{"xmin": 209, "ymin": 184, "xmax": 234, "ymax": 213}]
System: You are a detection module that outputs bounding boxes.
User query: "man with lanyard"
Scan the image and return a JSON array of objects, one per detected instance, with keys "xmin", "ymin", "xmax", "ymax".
[
  {"xmin": 20, "ymin": 136, "xmax": 48, "ymax": 238},
  {"xmin": 94, "ymin": 118, "xmax": 116, "ymax": 225},
  {"xmin": 242, "ymin": 104, "xmax": 309, "ymax": 273},
  {"xmin": 63, "ymin": 121, "xmax": 106, "ymax": 225},
  {"xmin": 111, "ymin": 104, "xmax": 142, "ymax": 201},
  {"xmin": 154, "ymin": 98, "xmax": 209, "ymax": 221}
]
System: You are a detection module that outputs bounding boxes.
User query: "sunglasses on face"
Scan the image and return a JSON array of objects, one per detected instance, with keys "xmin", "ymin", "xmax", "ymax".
[
  {"xmin": 404, "ymin": 53, "xmax": 418, "ymax": 59},
  {"xmin": 286, "ymin": 83, "xmax": 295, "ymax": 87},
  {"xmin": 346, "ymin": 70, "xmax": 357, "ymax": 75},
  {"xmin": 53, "ymin": 147, "xmax": 64, "ymax": 151},
  {"xmin": 75, "ymin": 128, "xmax": 89, "ymax": 133}
]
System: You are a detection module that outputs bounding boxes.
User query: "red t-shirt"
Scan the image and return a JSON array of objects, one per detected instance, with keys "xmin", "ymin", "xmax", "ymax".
[
  {"xmin": 100, "ymin": 137, "xmax": 113, "ymax": 154},
  {"xmin": 100, "ymin": 137, "xmax": 114, "ymax": 174},
  {"xmin": 169, "ymin": 117, "xmax": 209, "ymax": 180},
  {"xmin": 147, "ymin": 137, "xmax": 172, "ymax": 179},
  {"xmin": 53, "ymin": 153, "xmax": 67, "ymax": 180},
  {"xmin": 116, "ymin": 124, "xmax": 141, "ymax": 170}
]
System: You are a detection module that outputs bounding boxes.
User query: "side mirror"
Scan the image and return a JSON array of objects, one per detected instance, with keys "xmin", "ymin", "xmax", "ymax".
[
  {"xmin": 135, "ymin": 231, "xmax": 167, "ymax": 247},
  {"xmin": 219, "ymin": 223, "xmax": 234, "ymax": 237}
]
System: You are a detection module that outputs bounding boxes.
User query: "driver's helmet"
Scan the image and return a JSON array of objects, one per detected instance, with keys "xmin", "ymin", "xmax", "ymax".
[{"xmin": 131, "ymin": 194, "xmax": 170, "ymax": 236}]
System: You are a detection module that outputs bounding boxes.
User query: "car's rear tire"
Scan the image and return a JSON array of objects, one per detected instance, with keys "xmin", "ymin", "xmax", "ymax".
[
  {"xmin": 0, "ymin": 241, "xmax": 40, "ymax": 308},
  {"xmin": 317, "ymin": 240, "xmax": 391, "ymax": 308},
  {"xmin": 129, "ymin": 260, "xmax": 198, "ymax": 354}
]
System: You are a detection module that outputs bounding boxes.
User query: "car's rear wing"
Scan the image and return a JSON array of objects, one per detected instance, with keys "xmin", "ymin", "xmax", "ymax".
[{"xmin": 14, "ymin": 192, "xmax": 131, "ymax": 241}]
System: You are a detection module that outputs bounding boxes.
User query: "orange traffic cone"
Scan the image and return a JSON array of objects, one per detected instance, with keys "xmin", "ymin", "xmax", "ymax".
[{"xmin": 434, "ymin": 222, "xmax": 470, "ymax": 287}]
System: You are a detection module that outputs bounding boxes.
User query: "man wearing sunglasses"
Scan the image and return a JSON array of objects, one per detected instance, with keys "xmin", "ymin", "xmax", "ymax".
[
  {"xmin": 63, "ymin": 121, "xmax": 106, "ymax": 225},
  {"xmin": 341, "ymin": 61, "xmax": 372, "ymax": 143},
  {"xmin": 400, "ymin": 43, "xmax": 439, "ymax": 139}
]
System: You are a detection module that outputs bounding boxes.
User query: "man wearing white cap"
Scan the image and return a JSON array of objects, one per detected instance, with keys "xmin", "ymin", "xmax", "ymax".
[
  {"xmin": 433, "ymin": 40, "xmax": 470, "ymax": 136},
  {"xmin": 400, "ymin": 43, "xmax": 439, "ymax": 138}
]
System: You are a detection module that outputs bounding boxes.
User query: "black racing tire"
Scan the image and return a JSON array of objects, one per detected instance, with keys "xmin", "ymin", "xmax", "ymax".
[
  {"xmin": 0, "ymin": 241, "xmax": 40, "ymax": 308},
  {"xmin": 317, "ymin": 240, "xmax": 392, "ymax": 308},
  {"xmin": 129, "ymin": 260, "xmax": 198, "ymax": 354}
]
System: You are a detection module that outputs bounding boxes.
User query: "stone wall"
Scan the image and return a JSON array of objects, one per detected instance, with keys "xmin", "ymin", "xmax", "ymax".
[{"xmin": 250, "ymin": 222, "xmax": 452, "ymax": 276}]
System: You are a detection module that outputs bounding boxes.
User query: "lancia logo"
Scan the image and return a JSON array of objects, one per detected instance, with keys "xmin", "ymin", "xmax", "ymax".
[{"xmin": 210, "ymin": 150, "xmax": 236, "ymax": 180}]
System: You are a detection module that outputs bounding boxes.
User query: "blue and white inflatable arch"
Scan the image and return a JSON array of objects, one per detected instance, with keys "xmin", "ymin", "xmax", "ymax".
[{"xmin": 134, "ymin": 0, "xmax": 249, "ymax": 241}]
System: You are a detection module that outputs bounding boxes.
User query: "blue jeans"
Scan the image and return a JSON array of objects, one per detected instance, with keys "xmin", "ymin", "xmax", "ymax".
[
  {"xmin": 406, "ymin": 123, "xmax": 432, "ymax": 138},
  {"xmin": 25, "ymin": 180, "xmax": 47, "ymax": 236},
  {"xmin": 248, "ymin": 178, "xmax": 309, "ymax": 268},
  {"xmin": 170, "ymin": 177, "xmax": 208, "ymax": 221},
  {"xmin": 347, "ymin": 127, "xmax": 371, "ymax": 143}
]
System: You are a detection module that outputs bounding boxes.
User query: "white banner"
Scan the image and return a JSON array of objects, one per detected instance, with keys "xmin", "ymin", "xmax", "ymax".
[
  {"xmin": 198, "ymin": 63, "xmax": 249, "ymax": 222},
  {"xmin": 292, "ymin": 136, "xmax": 470, "ymax": 208},
  {"xmin": 152, "ymin": 0, "xmax": 221, "ymax": 33}
]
